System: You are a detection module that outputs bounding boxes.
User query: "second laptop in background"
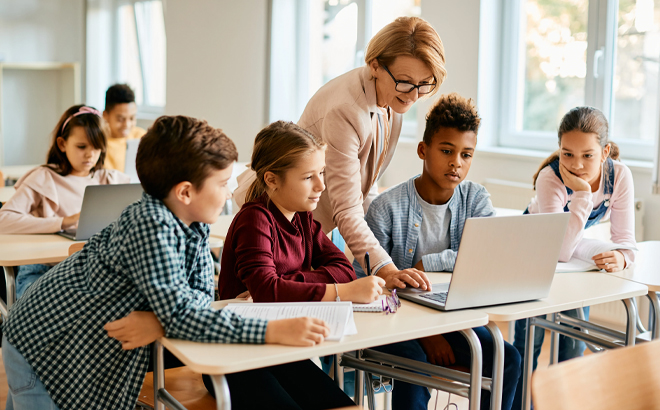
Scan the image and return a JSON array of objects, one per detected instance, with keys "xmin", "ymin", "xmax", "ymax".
[
  {"xmin": 398, "ymin": 212, "xmax": 570, "ymax": 311},
  {"xmin": 58, "ymin": 183, "xmax": 144, "ymax": 241}
]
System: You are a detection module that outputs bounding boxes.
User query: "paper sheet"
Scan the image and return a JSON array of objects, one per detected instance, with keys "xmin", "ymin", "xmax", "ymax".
[
  {"xmin": 555, "ymin": 238, "xmax": 638, "ymax": 272},
  {"xmin": 225, "ymin": 302, "xmax": 356, "ymax": 341}
]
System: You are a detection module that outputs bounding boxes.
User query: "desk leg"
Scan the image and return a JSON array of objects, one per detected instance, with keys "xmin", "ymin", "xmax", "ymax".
[
  {"xmin": 153, "ymin": 341, "xmax": 166, "ymax": 410},
  {"xmin": 648, "ymin": 292, "xmax": 660, "ymax": 340},
  {"xmin": 459, "ymin": 328, "xmax": 482, "ymax": 410},
  {"xmin": 549, "ymin": 313, "xmax": 559, "ymax": 365},
  {"xmin": 485, "ymin": 322, "xmax": 504, "ymax": 410},
  {"xmin": 622, "ymin": 298, "xmax": 637, "ymax": 346},
  {"xmin": 211, "ymin": 375, "xmax": 232, "ymax": 410},
  {"xmin": 354, "ymin": 369, "xmax": 364, "ymax": 406},
  {"xmin": 0, "ymin": 266, "xmax": 16, "ymax": 318},
  {"xmin": 522, "ymin": 318, "xmax": 535, "ymax": 410}
]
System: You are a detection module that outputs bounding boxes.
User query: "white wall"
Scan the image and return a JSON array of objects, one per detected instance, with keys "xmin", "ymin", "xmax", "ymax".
[
  {"xmin": 164, "ymin": 0, "xmax": 270, "ymax": 162},
  {"xmin": 0, "ymin": 0, "xmax": 86, "ymax": 93}
]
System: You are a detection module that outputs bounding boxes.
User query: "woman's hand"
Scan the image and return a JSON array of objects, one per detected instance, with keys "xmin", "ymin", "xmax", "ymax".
[
  {"xmin": 104, "ymin": 311, "xmax": 165, "ymax": 350},
  {"xmin": 338, "ymin": 276, "xmax": 385, "ymax": 303},
  {"xmin": 592, "ymin": 250, "xmax": 626, "ymax": 272},
  {"xmin": 265, "ymin": 317, "xmax": 330, "ymax": 346},
  {"xmin": 235, "ymin": 290, "xmax": 252, "ymax": 301},
  {"xmin": 377, "ymin": 264, "xmax": 433, "ymax": 291},
  {"xmin": 61, "ymin": 213, "xmax": 81, "ymax": 230},
  {"xmin": 558, "ymin": 162, "xmax": 591, "ymax": 192},
  {"xmin": 418, "ymin": 335, "xmax": 455, "ymax": 366}
]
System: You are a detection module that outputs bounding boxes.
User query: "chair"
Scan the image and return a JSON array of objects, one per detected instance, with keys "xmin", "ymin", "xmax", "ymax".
[
  {"xmin": 531, "ymin": 339, "xmax": 660, "ymax": 410},
  {"xmin": 0, "ymin": 170, "xmax": 4, "ymax": 187}
]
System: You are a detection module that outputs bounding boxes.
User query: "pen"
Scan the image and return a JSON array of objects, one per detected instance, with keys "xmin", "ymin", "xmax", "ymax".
[{"xmin": 365, "ymin": 252, "xmax": 371, "ymax": 276}]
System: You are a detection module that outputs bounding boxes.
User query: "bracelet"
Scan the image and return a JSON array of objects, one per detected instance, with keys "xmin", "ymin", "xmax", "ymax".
[{"xmin": 334, "ymin": 283, "xmax": 341, "ymax": 302}]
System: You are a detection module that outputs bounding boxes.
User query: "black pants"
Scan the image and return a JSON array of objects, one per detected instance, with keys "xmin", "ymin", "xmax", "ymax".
[{"xmin": 202, "ymin": 360, "xmax": 355, "ymax": 410}]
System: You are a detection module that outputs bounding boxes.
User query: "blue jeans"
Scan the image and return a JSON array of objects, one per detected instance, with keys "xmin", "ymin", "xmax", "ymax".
[
  {"xmin": 372, "ymin": 326, "xmax": 521, "ymax": 410},
  {"xmin": 3, "ymin": 338, "xmax": 59, "ymax": 410},
  {"xmin": 511, "ymin": 307, "xmax": 590, "ymax": 410},
  {"xmin": 15, "ymin": 264, "xmax": 51, "ymax": 299}
]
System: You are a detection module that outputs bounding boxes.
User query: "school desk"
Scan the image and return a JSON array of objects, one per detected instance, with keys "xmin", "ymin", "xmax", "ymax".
[
  {"xmin": 423, "ymin": 271, "xmax": 648, "ymax": 410},
  {"xmin": 153, "ymin": 299, "xmax": 490, "ymax": 410},
  {"xmin": 606, "ymin": 241, "xmax": 660, "ymax": 339},
  {"xmin": 0, "ymin": 233, "xmax": 223, "ymax": 318},
  {"xmin": 0, "ymin": 164, "xmax": 37, "ymax": 183}
]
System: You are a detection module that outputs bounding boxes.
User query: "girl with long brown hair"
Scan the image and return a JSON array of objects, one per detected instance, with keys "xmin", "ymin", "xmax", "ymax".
[{"xmin": 512, "ymin": 106, "xmax": 636, "ymax": 409}]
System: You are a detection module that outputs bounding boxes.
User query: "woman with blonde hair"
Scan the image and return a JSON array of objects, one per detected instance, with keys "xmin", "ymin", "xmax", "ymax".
[{"xmin": 237, "ymin": 16, "xmax": 446, "ymax": 292}]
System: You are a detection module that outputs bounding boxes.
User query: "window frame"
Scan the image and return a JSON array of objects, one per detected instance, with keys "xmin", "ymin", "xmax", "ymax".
[
  {"xmin": 497, "ymin": 0, "xmax": 656, "ymax": 162},
  {"xmin": 112, "ymin": 0, "xmax": 165, "ymax": 118}
]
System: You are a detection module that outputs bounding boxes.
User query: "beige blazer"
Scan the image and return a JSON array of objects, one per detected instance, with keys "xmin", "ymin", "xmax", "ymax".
[{"xmin": 235, "ymin": 66, "xmax": 402, "ymax": 270}]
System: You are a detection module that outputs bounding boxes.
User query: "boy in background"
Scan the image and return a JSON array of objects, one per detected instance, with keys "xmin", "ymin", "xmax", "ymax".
[
  {"xmin": 103, "ymin": 84, "xmax": 146, "ymax": 172},
  {"xmin": 355, "ymin": 93, "xmax": 521, "ymax": 410}
]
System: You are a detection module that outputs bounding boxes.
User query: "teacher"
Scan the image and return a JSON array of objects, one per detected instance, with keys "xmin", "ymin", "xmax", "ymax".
[{"xmin": 236, "ymin": 16, "xmax": 446, "ymax": 290}]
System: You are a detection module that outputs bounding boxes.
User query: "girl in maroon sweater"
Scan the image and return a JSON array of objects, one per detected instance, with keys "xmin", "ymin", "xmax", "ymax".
[{"xmin": 219, "ymin": 120, "xmax": 384, "ymax": 303}]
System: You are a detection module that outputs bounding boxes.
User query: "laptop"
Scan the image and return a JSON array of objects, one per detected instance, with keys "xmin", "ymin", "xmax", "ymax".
[
  {"xmin": 397, "ymin": 212, "xmax": 571, "ymax": 311},
  {"xmin": 124, "ymin": 139, "xmax": 141, "ymax": 183},
  {"xmin": 58, "ymin": 184, "xmax": 144, "ymax": 241}
]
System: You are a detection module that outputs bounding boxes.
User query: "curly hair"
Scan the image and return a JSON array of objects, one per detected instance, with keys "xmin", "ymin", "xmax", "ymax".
[
  {"xmin": 136, "ymin": 116, "xmax": 238, "ymax": 199},
  {"xmin": 422, "ymin": 93, "xmax": 481, "ymax": 144}
]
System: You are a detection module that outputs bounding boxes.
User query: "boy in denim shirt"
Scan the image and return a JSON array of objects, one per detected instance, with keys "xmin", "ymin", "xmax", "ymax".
[
  {"xmin": 355, "ymin": 93, "xmax": 521, "ymax": 410},
  {"xmin": 2, "ymin": 116, "xmax": 350, "ymax": 410}
]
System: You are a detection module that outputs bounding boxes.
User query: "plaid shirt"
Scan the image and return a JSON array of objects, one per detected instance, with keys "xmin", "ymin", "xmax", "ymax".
[{"xmin": 3, "ymin": 193, "xmax": 268, "ymax": 410}]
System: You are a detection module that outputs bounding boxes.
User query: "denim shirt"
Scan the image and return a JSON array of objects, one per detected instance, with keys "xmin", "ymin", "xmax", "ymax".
[{"xmin": 353, "ymin": 176, "xmax": 495, "ymax": 277}]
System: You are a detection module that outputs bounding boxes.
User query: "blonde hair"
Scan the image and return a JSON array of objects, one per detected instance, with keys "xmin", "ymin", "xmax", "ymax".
[
  {"xmin": 533, "ymin": 107, "xmax": 620, "ymax": 188},
  {"xmin": 364, "ymin": 16, "xmax": 446, "ymax": 96},
  {"xmin": 245, "ymin": 121, "xmax": 326, "ymax": 203}
]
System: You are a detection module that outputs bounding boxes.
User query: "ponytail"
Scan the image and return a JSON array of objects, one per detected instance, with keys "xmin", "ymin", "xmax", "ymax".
[{"xmin": 532, "ymin": 150, "xmax": 559, "ymax": 189}]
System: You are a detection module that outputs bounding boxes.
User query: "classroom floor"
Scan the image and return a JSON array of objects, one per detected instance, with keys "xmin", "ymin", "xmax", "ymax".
[{"xmin": 0, "ymin": 322, "xmax": 588, "ymax": 410}]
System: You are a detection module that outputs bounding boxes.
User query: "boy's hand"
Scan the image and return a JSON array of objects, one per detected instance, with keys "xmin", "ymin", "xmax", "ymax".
[
  {"xmin": 104, "ymin": 311, "xmax": 165, "ymax": 350},
  {"xmin": 418, "ymin": 334, "xmax": 455, "ymax": 366},
  {"xmin": 413, "ymin": 260, "xmax": 425, "ymax": 271},
  {"xmin": 558, "ymin": 162, "xmax": 591, "ymax": 193},
  {"xmin": 377, "ymin": 264, "xmax": 432, "ymax": 291},
  {"xmin": 340, "ymin": 276, "xmax": 385, "ymax": 303},
  {"xmin": 265, "ymin": 317, "xmax": 329, "ymax": 346},
  {"xmin": 592, "ymin": 250, "xmax": 626, "ymax": 272},
  {"xmin": 61, "ymin": 213, "xmax": 81, "ymax": 230}
]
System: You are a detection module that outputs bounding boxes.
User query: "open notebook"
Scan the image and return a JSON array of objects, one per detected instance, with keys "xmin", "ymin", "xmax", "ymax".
[
  {"xmin": 224, "ymin": 302, "xmax": 357, "ymax": 341},
  {"xmin": 352, "ymin": 295, "xmax": 388, "ymax": 312},
  {"xmin": 556, "ymin": 238, "xmax": 637, "ymax": 272}
]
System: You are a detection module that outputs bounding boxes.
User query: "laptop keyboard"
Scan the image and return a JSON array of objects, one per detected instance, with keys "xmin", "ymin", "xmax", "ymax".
[{"xmin": 419, "ymin": 292, "xmax": 448, "ymax": 304}]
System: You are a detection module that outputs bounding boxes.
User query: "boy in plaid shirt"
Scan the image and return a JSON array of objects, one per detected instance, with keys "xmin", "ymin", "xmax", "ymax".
[{"xmin": 2, "ymin": 116, "xmax": 352, "ymax": 410}]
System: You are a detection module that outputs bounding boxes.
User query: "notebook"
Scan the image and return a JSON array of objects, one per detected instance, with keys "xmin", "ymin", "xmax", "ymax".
[
  {"xmin": 397, "ymin": 212, "xmax": 570, "ymax": 311},
  {"xmin": 352, "ymin": 295, "xmax": 388, "ymax": 312},
  {"xmin": 58, "ymin": 184, "xmax": 144, "ymax": 241},
  {"xmin": 555, "ymin": 238, "xmax": 638, "ymax": 272},
  {"xmin": 223, "ymin": 302, "xmax": 358, "ymax": 341}
]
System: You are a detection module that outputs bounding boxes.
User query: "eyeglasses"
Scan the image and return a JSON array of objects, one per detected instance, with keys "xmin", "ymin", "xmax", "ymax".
[
  {"xmin": 381, "ymin": 64, "xmax": 436, "ymax": 95},
  {"xmin": 382, "ymin": 289, "xmax": 401, "ymax": 315}
]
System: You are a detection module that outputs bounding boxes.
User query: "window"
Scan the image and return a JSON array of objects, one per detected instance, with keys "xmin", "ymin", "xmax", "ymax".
[
  {"xmin": 269, "ymin": 0, "xmax": 421, "ymax": 137},
  {"xmin": 116, "ymin": 1, "xmax": 166, "ymax": 112},
  {"xmin": 86, "ymin": 0, "xmax": 166, "ymax": 115},
  {"xmin": 500, "ymin": 0, "xmax": 660, "ymax": 161}
]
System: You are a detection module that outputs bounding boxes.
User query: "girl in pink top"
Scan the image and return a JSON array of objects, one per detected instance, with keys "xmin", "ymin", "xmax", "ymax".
[
  {"xmin": 0, "ymin": 105, "xmax": 129, "ymax": 297},
  {"xmin": 512, "ymin": 106, "xmax": 636, "ymax": 409}
]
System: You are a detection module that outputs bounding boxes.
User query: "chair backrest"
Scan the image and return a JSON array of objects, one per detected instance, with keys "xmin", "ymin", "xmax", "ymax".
[
  {"xmin": 0, "ymin": 170, "xmax": 4, "ymax": 187},
  {"xmin": 68, "ymin": 242, "xmax": 85, "ymax": 255},
  {"xmin": 532, "ymin": 339, "xmax": 660, "ymax": 410}
]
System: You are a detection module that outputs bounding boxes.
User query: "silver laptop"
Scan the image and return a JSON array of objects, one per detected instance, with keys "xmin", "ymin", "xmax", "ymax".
[
  {"xmin": 397, "ymin": 213, "xmax": 571, "ymax": 311},
  {"xmin": 58, "ymin": 184, "xmax": 144, "ymax": 241},
  {"xmin": 124, "ymin": 139, "xmax": 141, "ymax": 183}
]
